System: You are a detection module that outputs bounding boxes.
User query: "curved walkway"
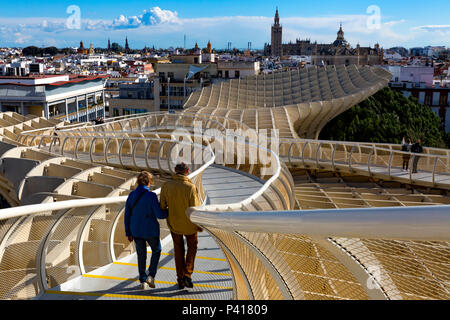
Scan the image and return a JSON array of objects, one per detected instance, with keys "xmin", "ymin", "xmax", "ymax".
[
  {"xmin": 39, "ymin": 232, "xmax": 233, "ymax": 300},
  {"xmin": 36, "ymin": 165, "xmax": 264, "ymax": 300}
]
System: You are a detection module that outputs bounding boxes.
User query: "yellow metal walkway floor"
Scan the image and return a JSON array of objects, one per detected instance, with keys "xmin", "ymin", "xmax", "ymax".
[{"xmin": 38, "ymin": 232, "xmax": 233, "ymax": 300}]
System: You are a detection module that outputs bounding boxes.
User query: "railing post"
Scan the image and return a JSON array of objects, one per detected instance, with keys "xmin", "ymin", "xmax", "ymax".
[
  {"xmin": 167, "ymin": 142, "xmax": 178, "ymax": 174},
  {"xmin": 368, "ymin": 148, "xmax": 374, "ymax": 176},
  {"xmin": 36, "ymin": 209, "xmax": 68, "ymax": 293},
  {"xmin": 157, "ymin": 141, "xmax": 166, "ymax": 173},
  {"xmin": 144, "ymin": 140, "xmax": 152, "ymax": 170},
  {"xmin": 60, "ymin": 137, "xmax": 69, "ymax": 156},
  {"xmin": 301, "ymin": 141, "xmax": 309, "ymax": 168},
  {"xmin": 287, "ymin": 142, "xmax": 294, "ymax": 167},
  {"xmin": 315, "ymin": 143, "xmax": 323, "ymax": 169},
  {"xmin": 433, "ymin": 156, "xmax": 439, "ymax": 186},
  {"xmin": 104, "ymin": 138, "xmax": 112, "ymax": 164},
  {"xmin": 331, "ymin": 144, "xmax": 337, "ymax": 172},
  {"xmin": 388, "ymin": 150, "xmax": 394, "ymax": 177},
  {"xmin": 131, "ymin": 138, "xmax": 140, "ymax": 168},
  {"xmin": 349, "ymin": 146, "xmax": 356, "ymax": 171},
  {"xmin": 74, "ymin": 137, "xmax": 83, "ymax": 159},
  {"xmin": 89, "ymin": 137, "xmax": 97, "ymax": 163},
  {"xmin": 118, "ymin": 138, "xmax": 127, "ymax": 167}
]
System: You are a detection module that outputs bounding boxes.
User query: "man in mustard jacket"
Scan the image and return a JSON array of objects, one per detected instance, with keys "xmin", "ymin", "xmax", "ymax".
[{"xmin": 160, "ymin": 162, "xmax": 202, "ymax": 289}]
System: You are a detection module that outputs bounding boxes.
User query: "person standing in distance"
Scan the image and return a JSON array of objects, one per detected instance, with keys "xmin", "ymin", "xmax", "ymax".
[
  {"xmin": 411, "ymin": 139, "xmax": 423, "ymax": 174},
  {"xmin": 160, "ymin": 162, "xmax": 202, "ymax": 289},
  {"xmin": 124, "ymin": 171, "xmax": 168, "ymax": 289}
]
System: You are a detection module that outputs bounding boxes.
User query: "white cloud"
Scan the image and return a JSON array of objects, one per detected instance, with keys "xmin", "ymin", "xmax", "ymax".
[
  {"xmin": 412, "ymin": 25, "xmax": 450, "ymax": 32},
  {"xmin": 0, "ymin": 8, "xmax": 448, "ymax": 49},
  {"xmin": 14, "ymin": 32, "xmax": 32, "ymax": 44},
  {"xmin": 112, "ymin": 7, "xmax": 181, "ymax": 29}
]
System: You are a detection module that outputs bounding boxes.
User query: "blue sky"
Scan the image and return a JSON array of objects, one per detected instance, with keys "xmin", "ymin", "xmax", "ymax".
[{"xmin": 0, "ymin": 0, "xmax": 449, "ymax": 49}]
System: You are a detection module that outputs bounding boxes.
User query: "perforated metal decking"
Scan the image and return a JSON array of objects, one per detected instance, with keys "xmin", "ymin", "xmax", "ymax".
[{"xmin": 39, "ymin": 231, "xmax": 233, "ymax": 300}]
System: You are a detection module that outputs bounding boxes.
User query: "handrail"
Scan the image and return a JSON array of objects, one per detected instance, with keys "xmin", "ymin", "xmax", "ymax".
[
  {"xmin": 279, "ymin": 136, "xmax": 450, "ymax": 157},
  {"xmin": 189, "ymin": 205, "xmax": 450, "ymax": 242},
  {"xmin": 0, "ymin": 147, "xmax": 213, "ymax": 222},
  {"xmin": 18, "ymin": 112, "xmax": 450, "ymax": 161},
  {"xmin": 18, "ymin": 112, "xmax": 290, "ymax": 215}
]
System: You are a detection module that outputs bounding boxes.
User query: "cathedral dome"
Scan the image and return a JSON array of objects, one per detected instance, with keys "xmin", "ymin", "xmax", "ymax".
[{"xmin": 333, "ymin": 23, "xmax": 348, "ymax": 47}]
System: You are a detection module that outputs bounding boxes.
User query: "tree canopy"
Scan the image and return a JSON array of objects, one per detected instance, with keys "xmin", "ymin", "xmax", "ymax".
[
  {"xmin": 22, "ymin": 46, "xmax": 59, "ymax": 56},
  {"xmin": 111, "ymin": 42, "xmax": 124, "ymax": 53},
  {"xmin": 319, "ymin": 87, "xmax": 447, "ymax": 148}
]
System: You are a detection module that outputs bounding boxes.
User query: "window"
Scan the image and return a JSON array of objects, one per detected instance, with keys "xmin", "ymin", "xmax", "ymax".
[
  {"xmin": 113, "ymin": 108, "xmax": 119, "ymax": 117},
  {"xmin": 235, "ymin": 71, "xmax": 240, "ymax": 78},
  {"xmin": 168, "ymin": 72, "xmax": 174, "ymax": 79},
  {"xmin": 425, "ymin": 93, "xmax": 432, "ymax": 105}
]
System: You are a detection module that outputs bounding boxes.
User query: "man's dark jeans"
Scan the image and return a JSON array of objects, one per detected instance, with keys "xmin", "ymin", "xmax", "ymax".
[{"xmin": 134, "ymin": 237, "xmax": 162, "ymax": 283}]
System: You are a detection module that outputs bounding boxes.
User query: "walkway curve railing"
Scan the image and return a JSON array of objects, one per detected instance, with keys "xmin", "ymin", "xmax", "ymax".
[
  {"xmin": 4, "ymin": 112, "xmax": 297, "ymax": 301},
  {"xmin": 189, "ymin": 205, "xmax": 450, "ymax": 242},
  {"xmin": 0, "ymin": 142, "xmax": 213, "ymax": 299},
  {"xmin": 279, "ymin": 138, "xmax": 450, "ymax": 188},
  {"xmin": 188, "ymin": 205, "xmax": 450, "ymax": 300},
  {"xmin": 17, "ymin": 112, "xmax": 295, "ymax": 214},
  {"xmin": 37, "ymin": 112, "xmax": 450, "ymax": 190}
]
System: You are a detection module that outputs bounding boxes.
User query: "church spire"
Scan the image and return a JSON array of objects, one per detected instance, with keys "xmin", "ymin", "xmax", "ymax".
[
  {"xmin": 271, "ymin": 7, "xmax": 283, "ymax": 57},
  {"xmin": 274, "ymin": 7, "xmax": 280, "ymax": 25},
  {"xmin": 125, "ymin": 36, "xmax": 130, "ymax": 52},
  {"xmin": 337, "ymin": 22, "xmax": 344, "ymax": 40}
]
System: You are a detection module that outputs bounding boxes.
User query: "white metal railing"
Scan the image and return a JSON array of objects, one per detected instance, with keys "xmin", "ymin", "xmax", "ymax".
[
  {"xmin": 51, "ymin": 113, "xmax": 450, "ymax": 189},
  {"xmin": 0, "ymin": 138, "xmax": 213, "ymax": 299},
  {"xmin": 279, "ymin": 138, "xmax": 450, "ymax": 188},
  {"xmin": 189, "ymin": 205, "xmax": 450, "ymax": 242},
  {"xmin": 18, "ymin": 112, "xmax": 294, "ymax": 213}
]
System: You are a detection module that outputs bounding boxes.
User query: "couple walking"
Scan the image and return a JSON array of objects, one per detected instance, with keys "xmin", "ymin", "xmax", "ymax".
[
  {"xmin": 401, "ymin": 137, "xmax": 423, "ymax": 173},
  {"xmin": 124, "ymin": 162, "xmax": 202, "ymax": 290}
]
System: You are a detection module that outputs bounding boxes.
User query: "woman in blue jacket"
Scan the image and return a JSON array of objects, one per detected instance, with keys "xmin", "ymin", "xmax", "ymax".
[{"xmin": 124, "ymin": 171, "xmax": 168, "ymax": 289}]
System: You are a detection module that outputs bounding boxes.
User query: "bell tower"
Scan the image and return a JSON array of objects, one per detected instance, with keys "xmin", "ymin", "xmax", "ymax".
[{"xmin": 271, "ymin": 8, "xmax": 283, "ymax": 57}]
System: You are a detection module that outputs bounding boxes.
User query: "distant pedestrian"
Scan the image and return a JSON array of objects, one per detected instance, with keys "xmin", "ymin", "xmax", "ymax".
[
  {"xmin": 411, "ymin": 139, "xmax": 423, "ymax": 173},
  {"xmin": 52, "ymin": 126, "xmax": 60, "ymax": 148},
  {"xmin": 401, "ymin": 138, "xmax": 412, "ymax": 170}
]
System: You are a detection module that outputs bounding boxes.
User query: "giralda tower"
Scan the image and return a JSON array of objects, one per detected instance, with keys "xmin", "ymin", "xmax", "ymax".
[{"xmin": 271, "ymin": 8, "xmax": 283, "ymax": 57}]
